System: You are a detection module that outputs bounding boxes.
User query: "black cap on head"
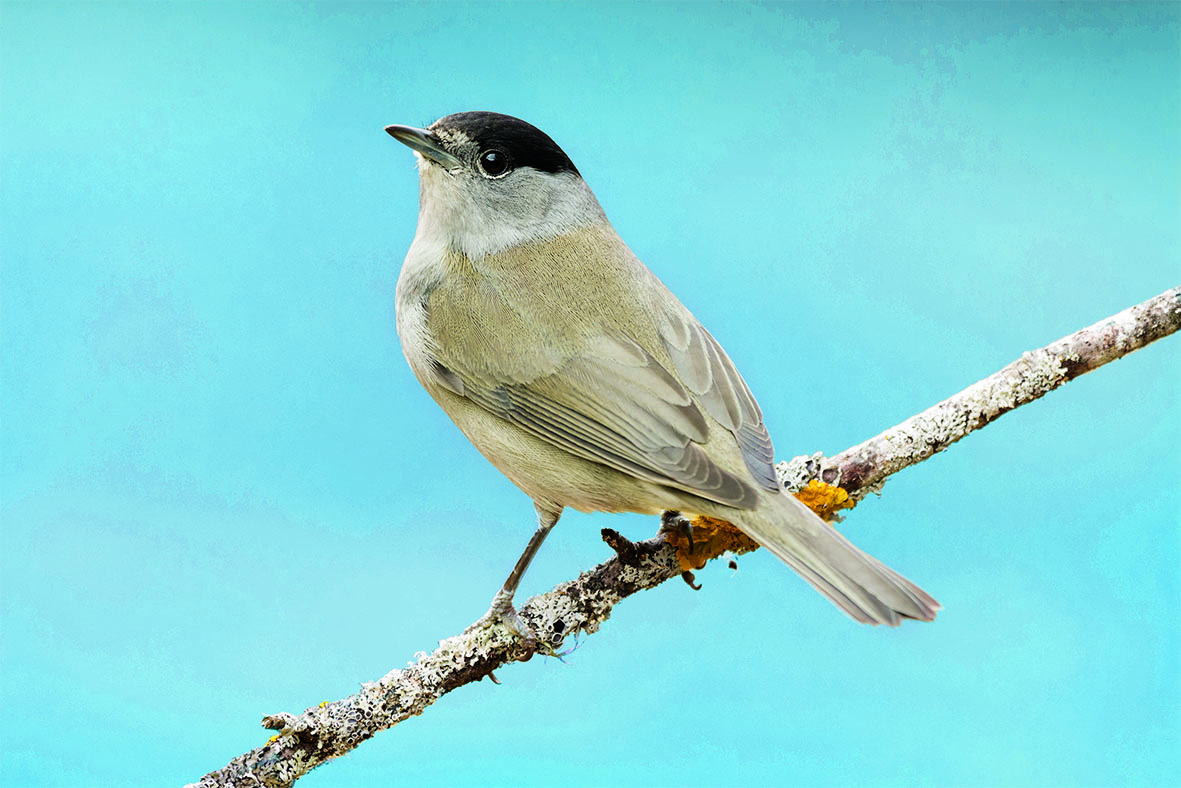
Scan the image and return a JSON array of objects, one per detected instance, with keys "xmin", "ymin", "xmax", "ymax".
[{"xmin": 432, "ymin": 111, "xmax": 580, "ymax": 177}]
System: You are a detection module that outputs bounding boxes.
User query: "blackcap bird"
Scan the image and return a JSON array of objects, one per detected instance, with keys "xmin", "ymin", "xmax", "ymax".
[{"xmin": 386, "ymin": 111, "xmax": 938, "ymax": 631}]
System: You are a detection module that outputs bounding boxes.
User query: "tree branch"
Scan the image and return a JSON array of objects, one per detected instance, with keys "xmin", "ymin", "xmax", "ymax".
[
  {"xmin": 779, "ymin": 285, "xmax": 1181, "ymax": 501},
  {"xmin": 189, "ymin": 285, "xmax": 1179, "ymax": 788}
]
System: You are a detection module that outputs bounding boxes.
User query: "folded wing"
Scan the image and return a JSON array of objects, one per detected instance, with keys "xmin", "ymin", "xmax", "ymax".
[
  {"xmin": 659, "ymin": 308, "xmax": 779, "ymax": 492},
  {"xmin": 438, "ymin": 330, "xmax": 765, "ymax": 509}
]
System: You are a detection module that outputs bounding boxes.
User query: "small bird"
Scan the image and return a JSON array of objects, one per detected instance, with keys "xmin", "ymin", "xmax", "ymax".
[{"xmin": 386, "ymin": 111, "xmax": 938, "ymax": 630}]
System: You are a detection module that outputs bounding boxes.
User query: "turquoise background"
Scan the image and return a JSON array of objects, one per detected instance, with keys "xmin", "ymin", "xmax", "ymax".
[{"xmin": 2, "ymin": 2, "xmax": 1178, "ymax": 786}]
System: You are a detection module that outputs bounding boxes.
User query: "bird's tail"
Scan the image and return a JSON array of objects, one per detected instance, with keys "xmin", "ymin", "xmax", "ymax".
[{"xmin": 730, "ymin": 490, "xmax": 939, "ymax": 626}]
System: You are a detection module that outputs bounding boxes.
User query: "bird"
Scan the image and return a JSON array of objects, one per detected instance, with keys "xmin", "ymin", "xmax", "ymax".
[{"xmin": 385, "ymin": 111, "xmax": 939, "ymax": 631}]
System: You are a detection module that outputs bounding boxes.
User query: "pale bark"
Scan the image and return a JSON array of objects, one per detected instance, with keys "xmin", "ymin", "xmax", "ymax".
[
  {"xmin": 779, "ymin": 285, "xmax": 1181, "ymax": 500},
  {"xmin": 190, "ymin": 285, "xmax": 1180, "ymax": 788}
]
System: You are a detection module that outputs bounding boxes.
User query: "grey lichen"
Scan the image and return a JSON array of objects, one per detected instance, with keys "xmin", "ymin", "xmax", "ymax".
[{"xmin": 777, "ymin": 452, "xmax": 826, "ymax": 492}]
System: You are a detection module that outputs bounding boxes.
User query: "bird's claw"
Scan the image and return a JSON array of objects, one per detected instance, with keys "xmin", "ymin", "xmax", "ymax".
[
  {"xmin": 468, "ymin": 590, "xmax": 557, "ymax": 656},
  {"xmin": 660, "ymin": 510, "xmax": 695, "ymax": 552}
]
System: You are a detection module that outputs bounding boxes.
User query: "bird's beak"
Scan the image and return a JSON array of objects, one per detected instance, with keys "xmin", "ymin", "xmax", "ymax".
[{"xmin": 385, "ymin": 124, "xmax": 462, "ymax": 170}]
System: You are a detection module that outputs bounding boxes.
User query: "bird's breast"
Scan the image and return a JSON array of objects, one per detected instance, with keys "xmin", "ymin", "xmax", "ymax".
[{"xmin": 395, "ymin": 232, "xmax": 451, "ymax": 389}]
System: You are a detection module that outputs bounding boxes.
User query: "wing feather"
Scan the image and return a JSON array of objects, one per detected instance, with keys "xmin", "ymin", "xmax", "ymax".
[
  {"xmin": 448, "ymin": 334, "xmax": 760, "ymax": 508},
  {"xmin": 660, "ymin": 311, "xmax": 779, "ymax": 491}
]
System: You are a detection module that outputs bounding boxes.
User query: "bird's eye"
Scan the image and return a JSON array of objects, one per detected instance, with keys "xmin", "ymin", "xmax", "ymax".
[{"xmin": 478, "ymin": 149, "xmax": 511, "ymax": 177}]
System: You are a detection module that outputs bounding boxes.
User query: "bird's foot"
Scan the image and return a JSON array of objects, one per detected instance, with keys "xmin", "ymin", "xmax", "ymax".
[
  {"xmin": 659, "ymin": 510, "xmax": 695, "ymax": 550},
  {"xmin": 468, "ymin": 589, "xmax": 556, "ymax": 656}
]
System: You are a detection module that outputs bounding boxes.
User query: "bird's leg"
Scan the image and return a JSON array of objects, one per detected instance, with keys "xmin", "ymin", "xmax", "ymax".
[{"xmin": 478, "ymin": 504, "xmax": 561, "ymax": 642}]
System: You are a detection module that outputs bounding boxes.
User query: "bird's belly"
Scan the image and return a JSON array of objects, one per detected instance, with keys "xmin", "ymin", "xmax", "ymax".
[{"xmin": 427, "ymin": 385, "xmax": 668, "ymax": 516}]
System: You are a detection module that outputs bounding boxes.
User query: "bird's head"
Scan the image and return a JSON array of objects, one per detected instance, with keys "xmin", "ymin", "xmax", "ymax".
[{"xmin": 386, "ymin": 111, "xmax": 606, "ymax": 260}]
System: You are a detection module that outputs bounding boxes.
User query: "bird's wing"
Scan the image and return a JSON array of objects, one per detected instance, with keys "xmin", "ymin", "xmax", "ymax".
[
  {"xmin": 658, "ymin": 307, "xmax": 779, "ymax": 491},
  {"xmin": 436, "ymin": 329, "xmax": 765, "ymax": 509}
]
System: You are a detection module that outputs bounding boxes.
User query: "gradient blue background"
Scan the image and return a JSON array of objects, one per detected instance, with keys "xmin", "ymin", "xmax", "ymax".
[{"xmin": 2, "ymin": 2, "xmax": 1178, "ymax": 786}]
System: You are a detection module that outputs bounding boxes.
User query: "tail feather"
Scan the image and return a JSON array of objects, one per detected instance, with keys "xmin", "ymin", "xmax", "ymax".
[{"xmin": 732, "ymin": 491, "xmax": 940, "ymax": 626}]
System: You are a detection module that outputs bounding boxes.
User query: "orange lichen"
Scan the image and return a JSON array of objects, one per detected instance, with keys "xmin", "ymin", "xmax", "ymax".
[
  {"xmin": 664, "ymin": 515, "xmax": 760, "ymax": 571},
  {"xmin": 793, "ymin": 479, "xmax": 855, "ymax": 522},
  {"xmin": 663, "ymin": 481, "xmax": 855, "ymax": 570}
]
